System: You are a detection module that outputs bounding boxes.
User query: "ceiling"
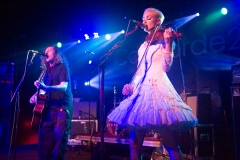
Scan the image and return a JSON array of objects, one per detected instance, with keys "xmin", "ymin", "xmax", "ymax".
[{"xmin": 0, "ymin": 0, "xmax": 235, "ymax": 53}]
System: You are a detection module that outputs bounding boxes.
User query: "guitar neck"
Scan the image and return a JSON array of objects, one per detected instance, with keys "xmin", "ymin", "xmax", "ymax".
[{"xmin": 37, "ymin": 67, "xmax": 47, "ymax": 95}]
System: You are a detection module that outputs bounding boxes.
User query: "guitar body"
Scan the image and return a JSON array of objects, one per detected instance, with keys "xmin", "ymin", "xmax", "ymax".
[
  {"xmin": 31, "ymin": 66, "xmax": 47, "ymax": 130},
  {"xmin": 31, "ymin": 94, "xmax": 47, "ymax": 129}
]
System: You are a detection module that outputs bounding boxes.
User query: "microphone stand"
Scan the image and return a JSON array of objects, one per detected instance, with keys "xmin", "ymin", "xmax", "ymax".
[
  {"xmin": 87, "ymin": 52, "xmax": 93, "ymax": 159},
  {"xmin": 8, "ymin": 51, "xmax": 35, "ymax": 160},
  {"xmin": 90, "ymin": 23, "xmax": 140, "ymax": 160},
  {"xmin": 79, "ymin": 111, "xmax": 97, "ymax": 147},
  {"xmin": 87, "ymin": 53, "xmax": 91, "ymax": 138}
]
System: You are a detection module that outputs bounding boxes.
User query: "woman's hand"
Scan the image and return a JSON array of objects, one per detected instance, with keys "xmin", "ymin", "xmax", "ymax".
[
  {"xmin": 163, "ymin": 27, "xmax": 175, "ymax": 56},
  {"xmin": 122, "ymin": 84, "xmax": 133, "ymax": 96},
  {"xmin": 164, "ymin": 27, "xmax": 175, "ymax": 45}
]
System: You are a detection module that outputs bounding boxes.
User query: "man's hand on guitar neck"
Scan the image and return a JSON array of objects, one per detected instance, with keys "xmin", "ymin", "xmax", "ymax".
[
  {"xmin": 34, "ymin": 80, "xmax": 49, "ymax": 92},
  {"xmin": 34, "ymin": 80, "xmax": 47, "ymax": 90}
]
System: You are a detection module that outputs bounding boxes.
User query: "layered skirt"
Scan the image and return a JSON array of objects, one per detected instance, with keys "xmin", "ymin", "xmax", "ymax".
[{"xmin": 107, "ymin": 78, "xmax": 198, "ymax": 132}]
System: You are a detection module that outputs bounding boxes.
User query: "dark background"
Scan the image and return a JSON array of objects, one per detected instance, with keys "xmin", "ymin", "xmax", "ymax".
[{"xmin": 0, "ymin": 0, "xmax": 239, "ymax": 159}]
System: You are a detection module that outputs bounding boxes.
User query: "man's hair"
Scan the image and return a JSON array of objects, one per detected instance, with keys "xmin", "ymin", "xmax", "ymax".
[
  {"xmin": 41, "ymin": 46, "xmax": 69, "ymax": 68},
  {"xmin": 144, "ymin": 8, "xmax": 165, "ymax": 25}
]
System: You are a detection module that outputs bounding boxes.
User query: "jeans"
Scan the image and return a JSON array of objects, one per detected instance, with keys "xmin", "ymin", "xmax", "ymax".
[{"xmin": 38, "ymin": 110, "xmax": 71, "ymax": 160}]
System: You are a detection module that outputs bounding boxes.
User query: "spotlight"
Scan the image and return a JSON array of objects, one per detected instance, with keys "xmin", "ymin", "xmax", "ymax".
[
  {"xmin": 221, "ymin": 8, "xmax": 228, "ymax": 15},
  {"xmin": 77, "ymin": 40, "xmax": 81, "ymax": 43},
  {"xmin": 93, "ymin": 32, "xmax": 100, "ymax": 39},
  {"xmin": 88, "ymin": 60, "xmax": 92, "ymax": 64},
  {"xmin": 56, "ymin": 42, "xmax": 62, "ymax": 48},
  {"xmin": 84, "ymin": 34, "xmax": 90, "ymax": 40},
  {"xmin": 85, "ymin": 50, "xmax": 94, "ymax": 54},
  {"xmin": 196, "ymin": 13, "xmax": 200, "ymax": 16},
  {"xmin": 121, "ymin": 30, "xmax": 125, "ymax": 34},
  {"xmin": 84, "ymin": 82, "xmax": 89, "ymax": 86},
  {"xmin": 105, "ymin": 34, "xmax": 111, "ymax": 40}
]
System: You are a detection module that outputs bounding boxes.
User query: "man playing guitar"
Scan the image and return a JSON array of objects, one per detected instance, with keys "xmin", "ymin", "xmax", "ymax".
[{"xmin": 29, "ymin": 46, "xmax": 73, "ymax": 160}]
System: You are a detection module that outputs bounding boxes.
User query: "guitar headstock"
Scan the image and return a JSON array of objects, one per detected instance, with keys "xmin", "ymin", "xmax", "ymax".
[{"xmin": 38, "ymin": 65, "xmax": 47, "ymax": 81}]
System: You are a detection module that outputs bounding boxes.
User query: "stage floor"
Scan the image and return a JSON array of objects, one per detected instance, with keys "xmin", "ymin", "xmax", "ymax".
[
  {"xmin": 0, "ymin": 132, "xmax": 160, "ymax": 160},
  {"xmin": 0, "ymin": 144, "xmax": 92, "ymax": 160},
  {"xmin": 0, "ymin": 144, "xmax": 155, "ymax": 160},
  {"xmin": 2, "ymin": 130, "xmax": 225, "ymax": 160}
]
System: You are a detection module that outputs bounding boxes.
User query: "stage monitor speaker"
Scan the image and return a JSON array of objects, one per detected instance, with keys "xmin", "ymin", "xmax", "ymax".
[
  {"xmin": 231, "ymin": 86, "xmax": 240, "ymax": 160},
  {"xmin": 72, "ymin": 101, "xmax": 97, "ymax": 119},
  {"xmin": 70, "ymin": 120, "xmax": 98, "ymax": 139}
]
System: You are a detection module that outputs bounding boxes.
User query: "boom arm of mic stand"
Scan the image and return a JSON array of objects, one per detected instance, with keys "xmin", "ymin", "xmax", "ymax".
[
  {"xmin": 91, "ymin": 25, "xmax": 139, "ymax": 74},
  {"xmin": 124, "ymin": 26, "xmax": 139, "ymax": 37},
  {"xmin": 90, "ymin": 41, "xmax": 123, "ymax": 74}
]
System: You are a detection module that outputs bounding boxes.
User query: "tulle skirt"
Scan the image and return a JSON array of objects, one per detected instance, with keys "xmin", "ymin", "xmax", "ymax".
[{"xmin": 107, "ymin": 78, "xmax": 198, "ymax": 132}]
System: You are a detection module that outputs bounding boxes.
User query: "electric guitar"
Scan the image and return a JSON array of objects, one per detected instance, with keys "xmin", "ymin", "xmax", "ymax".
[{"xmin": 31, "ymin": 66, "xmax": 47, "ymax": 130}]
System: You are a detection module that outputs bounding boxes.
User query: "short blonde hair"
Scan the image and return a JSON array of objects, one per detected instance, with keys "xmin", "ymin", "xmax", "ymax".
[{"xmin": 144, "ymin": 8, "xmax": 165, "ymax": 25}]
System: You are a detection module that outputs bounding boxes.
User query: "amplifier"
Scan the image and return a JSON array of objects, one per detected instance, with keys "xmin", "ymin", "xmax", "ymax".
[
  {"xmin": 232, "ymin": 65, "xmax": 240, "ymax": 84},
  {"xmin": 194, "ymin": 124, "xmax": 214, "ymax": 157},
  {"xmin": 0, "ymin": 63, "xmax": 14, "ymax": 109},
  {"xmin": 180, "ymin": 94, "xmax": 214, "ymax": 158},
  {"xmin": 70, "ymin": 119, "xmax": 98, "ymax": 139},
  {"xmin": 0, "ymin": 62, "xmax": 14, "ymax": 75},
  {"xmin": 186, "ymin": 93, "xmax": 212, "ymax": 124},
  {"xmin": 178, "ymin": 124, "xmax": 214, "ymax": 158},
  {"xmin": 231, "ymin": 86, "xmax": 240, "ymax": 159}
]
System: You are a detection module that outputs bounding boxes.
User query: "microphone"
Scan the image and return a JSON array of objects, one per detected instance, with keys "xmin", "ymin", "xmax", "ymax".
[
  {"xmin": 30, "ymin": 50, "xmax": 48, "ymax": 57},
  {"xmin": 85, "ymin": 50, "xmax": 94, "ymax": 54},
  {"xmin": 132, "ymin": 20, "xmax": 145, "ymax": 29},
  {"xmin": 28, "ymin": 52, "xmax": 37, "ymax": 66},
  {"xmin": 132, "ymin": 20, "xmax": 175, "ymax": 30}
]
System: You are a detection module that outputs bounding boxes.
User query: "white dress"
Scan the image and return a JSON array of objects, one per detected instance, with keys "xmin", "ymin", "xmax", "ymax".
[{"xmin": 107, "ymin": 41, "xmax": 198, "ymax": 132}]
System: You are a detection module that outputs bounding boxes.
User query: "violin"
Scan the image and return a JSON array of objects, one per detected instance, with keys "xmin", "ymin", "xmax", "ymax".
[{"xmin": 145, "ymin": 26, "xmax": 182, "ymax": 44}]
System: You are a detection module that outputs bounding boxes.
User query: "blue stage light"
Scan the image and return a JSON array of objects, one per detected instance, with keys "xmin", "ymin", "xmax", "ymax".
[
  {"xmin": 56, "ymin": 42, "xmax": 62, "ymax": 48},
  {"xmin": 105, "ymin": 34, "xmax": 111, "ymax": 40}
]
